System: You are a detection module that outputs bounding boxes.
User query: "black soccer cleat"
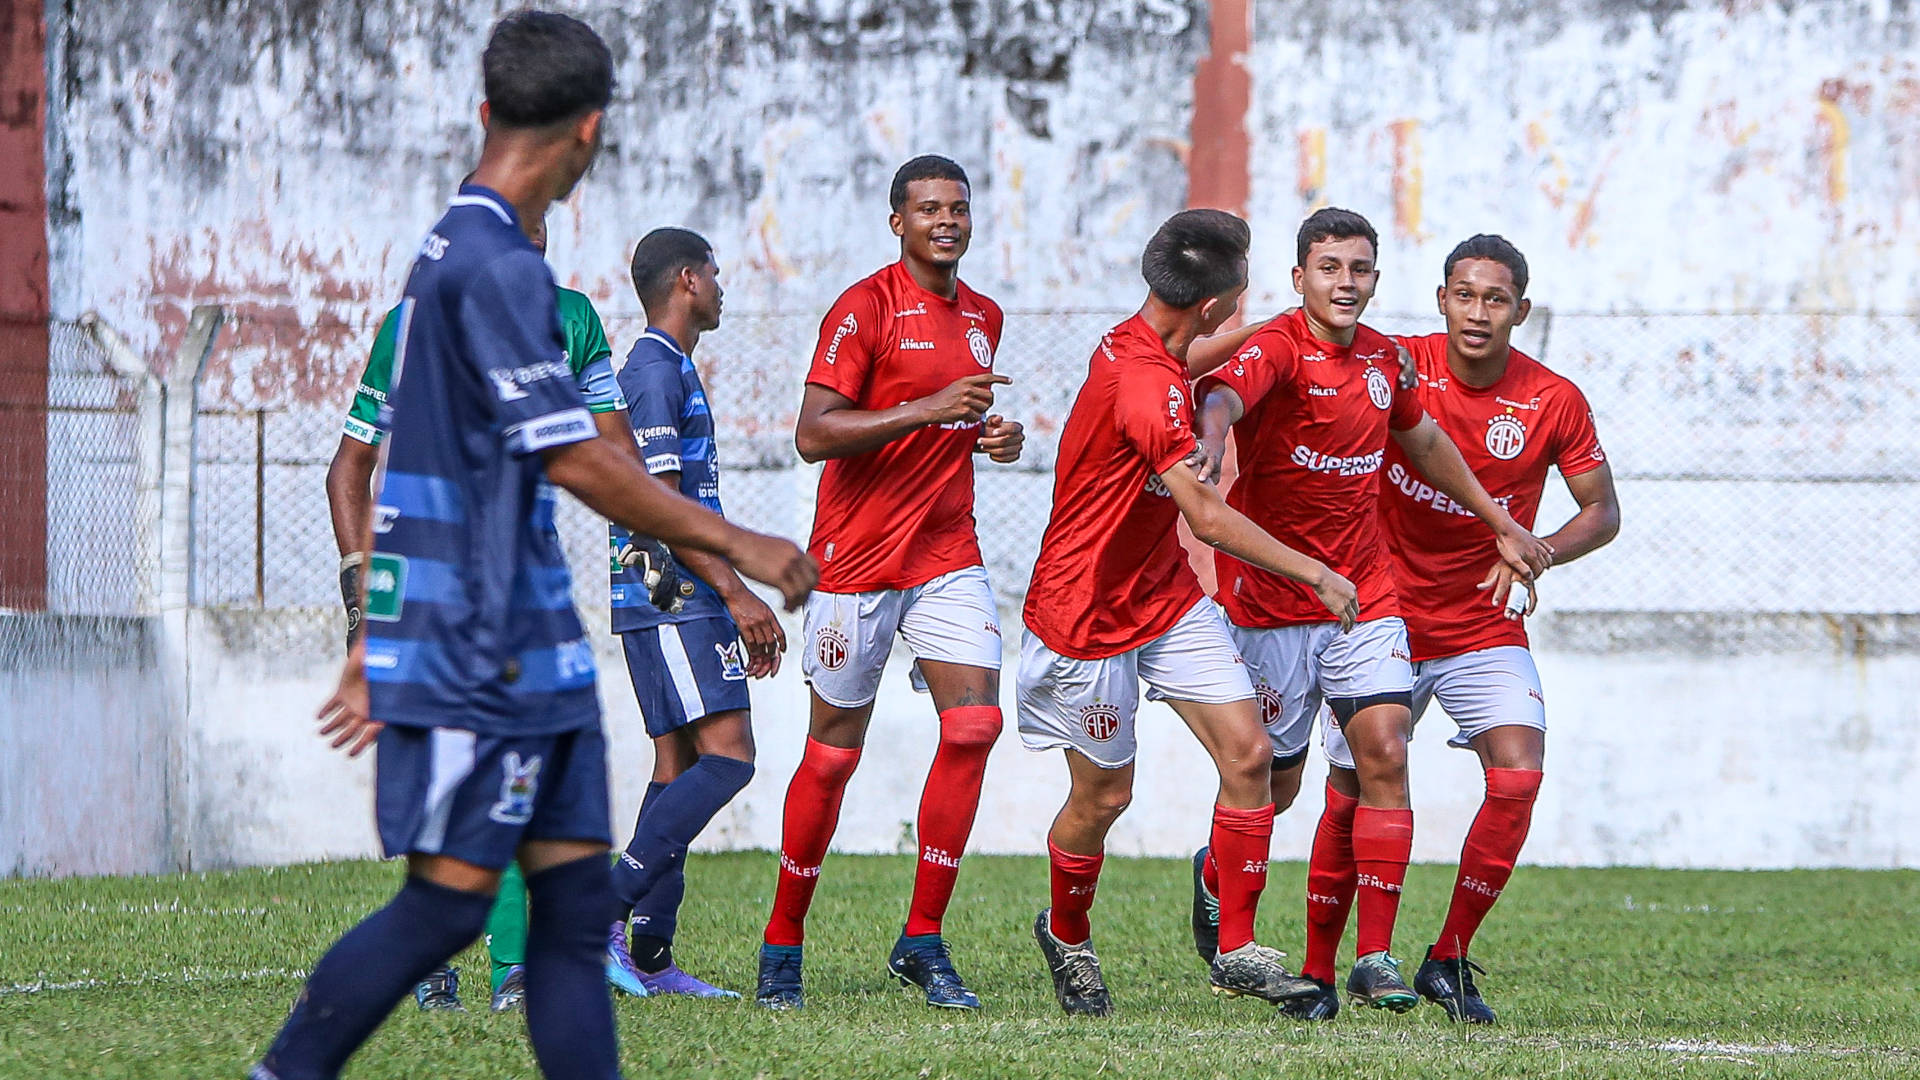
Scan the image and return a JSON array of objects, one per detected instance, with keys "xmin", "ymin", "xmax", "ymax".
[
  {"xmin": 1278, "ymin": 976, "xmax": 1341, "ymax": 1022},
  {"xmin": 1190, "ymin": 847, "xmax": 1220, "ymax": 963},
  {"xmin": 1345, "ymin": 951, "xmax": 1419, "ymax": 1013},
  {"xmin": 1414, "ymin": 947, "xmax": 1496, "ymax": 1024},
  {"xmin": 1033, "ymin": 908, "xmax": 1113, "ymax": 1017},
  {"xmin": 887, "ymin": 932, "xmax": 982, "ymax": 1010},
  {"xmin": 413, "ymin": 965, "xmax": 464, "ymax": 1012},
  {"xmin": 755, "ymin": 944, "xmax": 805, "ymax": 1010}
]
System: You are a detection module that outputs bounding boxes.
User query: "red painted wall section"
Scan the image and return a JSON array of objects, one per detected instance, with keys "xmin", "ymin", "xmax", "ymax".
[{"xmin": 0, "ymin": 0, "xmax": 50, "ymax": 609}]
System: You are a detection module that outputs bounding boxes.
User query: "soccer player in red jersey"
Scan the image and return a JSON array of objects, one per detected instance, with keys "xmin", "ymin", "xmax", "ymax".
[
  {"xmin": 1020, "ymin": 209, "xmax": 1359, "ymax": 1016},
  {"xmin": 1186, "ymin": 208, "xmax": 1552, "ymax": 1019},
  {"xmin": 1320, "ymin": 234, "xmax": 1618, "ymax": 1023},
  {"xmin": 755, "ymin": 155, "xmax": 1025, "ymax": 1011}
]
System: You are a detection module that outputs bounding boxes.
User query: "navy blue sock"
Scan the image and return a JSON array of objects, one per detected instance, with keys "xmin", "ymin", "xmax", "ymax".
[
  {"xmin": 524, "ymin": 855, "xmax": 624, "ymax": 1080},
  {"xmin": 255, "ymin": 877, "xmax": 491, "ymax": 1080},
  {"xmin": 613, "ymin": 756, "xmax": 753, "ymax": 915},
  {"xmin": 614, "ymin": 780, "xmax": 669, "ymax": 919}
]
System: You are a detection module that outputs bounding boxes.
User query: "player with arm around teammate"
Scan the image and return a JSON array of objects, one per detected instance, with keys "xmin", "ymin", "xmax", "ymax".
[
  {"xmin": 1020, "ymin": 210, "xmax": 1359, "ymax": 1017},
  {"xmin": 1320, "ymin": 234, "xmax": 1618, "ymax": 1023},
  {"xmin": 252, "ymin": 14, "xmax": 815, "ymax": 1080}
]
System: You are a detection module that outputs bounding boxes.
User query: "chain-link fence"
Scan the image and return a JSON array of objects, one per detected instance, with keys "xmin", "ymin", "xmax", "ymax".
[{"xmin": 25, "ymin": 308, "xmax": 1920, "ymax": 652}]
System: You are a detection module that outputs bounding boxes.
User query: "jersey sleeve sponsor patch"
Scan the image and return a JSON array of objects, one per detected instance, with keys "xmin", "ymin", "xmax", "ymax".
[{"xmin": 505, "ymin": 407, "xmax": 596, "ymax": 455}]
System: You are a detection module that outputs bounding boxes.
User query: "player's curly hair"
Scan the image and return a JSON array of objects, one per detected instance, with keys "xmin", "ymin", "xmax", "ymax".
[
  {"xmin": 1140, "ymin": 209, "xmax": 1250, "ymax": 309},
  {"xmin": 483, "ymin": 11, "xmax": 614, "ymax": 128},
  {"xmin": 1444, "ymin": 234, "xmax": 1530, "ymax": 297},
  {"xmin": 1295, "ymin": 207, "xmax": 1377, "ymax": 267},
  {"xmin": 889, "ymin": 155, "xmax": 970, "ymax": 212}
]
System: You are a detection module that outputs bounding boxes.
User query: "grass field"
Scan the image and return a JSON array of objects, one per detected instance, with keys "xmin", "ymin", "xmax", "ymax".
[{"xmin": 4, "ymin": 853, "xmax": 1918, "ymax": 1079}]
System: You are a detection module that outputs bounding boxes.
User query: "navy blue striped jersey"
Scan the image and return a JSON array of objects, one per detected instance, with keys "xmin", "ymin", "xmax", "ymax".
[
  {"xmin": 363, "ymin": 185, "xmax": 601, "ymax": 735},
  {"xmin": 610, "ymin": 329, "xmax": 728, "ymax": 632}
]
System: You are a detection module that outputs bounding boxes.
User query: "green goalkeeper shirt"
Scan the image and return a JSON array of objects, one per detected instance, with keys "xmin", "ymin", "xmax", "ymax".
[{"xmin": 342, "ymin": 286, "xmax": 625, "ymax": 445}]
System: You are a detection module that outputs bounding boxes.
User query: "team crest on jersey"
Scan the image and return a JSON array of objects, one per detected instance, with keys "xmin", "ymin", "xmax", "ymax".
[
  {"xmin": 1485, "ymin": 415, "xmax": 1527, "ymax": 460},
  {"xmin": 714, "ymin": 641, "xmax": 748, "ymax": 681},
  {"xmin": 487, "ymin": 752, "xmax": 543, "ymax": 825},
  {"xmin": 967, "ymin": 325, "xmax": 993, "ymax": 368},
  {"xmin": 1080, "ymin": 704, "xmax": 1122, "ymax": 743},
  {"xmin": 1255, "ymin": 683, "xmax": 1283, "ymax": 727},
  {"xmin": 816, "ymin": 627, "xmax": 850, "ymax": 671},
  {"xmin": 1364, "ymin": 365, "xmax": 1393, "ymax": 410}
]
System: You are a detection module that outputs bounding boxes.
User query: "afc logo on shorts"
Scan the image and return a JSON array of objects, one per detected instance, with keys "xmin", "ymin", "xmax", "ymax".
[
  {"xmin": 967, "ymin": 325, "xmax": 993, "ymax": 368},
  {"xmin": 1255, "ymin": 683, "xmax": 1283, "ymax": 727},
  {"xmin": 1365, "ymin": 366, "xmax": 1393, "ymax": 410},
  {"xmin": 1080, "ymin": 703, "xmax": 1122, "ymax": 743},
  {"xmin": 1485, "ymin": 415, "xmax": 1527, "ymax": 460},
  {"xmin": 816, "ymin": 626, "xmax": 850, "ymax": 671}
]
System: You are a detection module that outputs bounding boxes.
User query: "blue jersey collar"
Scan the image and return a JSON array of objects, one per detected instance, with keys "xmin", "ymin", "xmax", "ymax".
[
  {"xmin": 641, "ymin": 326, "xmax": 688, "ymax": 357},
  {"xmin": 448, "ymin": 184, "xmax": 519, "ymax": 229}
]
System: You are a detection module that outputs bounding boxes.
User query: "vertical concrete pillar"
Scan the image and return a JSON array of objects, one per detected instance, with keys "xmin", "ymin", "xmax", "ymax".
[
  {"xmin": 1188, "ymin": 0, "xmax": 1252, "ymax": 216},
  {"xmin": 0, "ymin": 0, "xmax": 50, "ymax": 608}
]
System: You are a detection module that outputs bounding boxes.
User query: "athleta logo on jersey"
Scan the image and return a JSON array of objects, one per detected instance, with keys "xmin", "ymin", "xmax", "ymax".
[{"xmin": 1292, "ymin": 445, "xmax": 1384, "ymax": 476}]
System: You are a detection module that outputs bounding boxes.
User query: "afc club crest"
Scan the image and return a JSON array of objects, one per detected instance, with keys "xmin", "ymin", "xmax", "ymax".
[
  {"xmin": 967, "ymin": 325, "xmax": 993, "ymax": 368},
  {"xmin": 1365, "ymin": 366, "xmax": 1393, "ymax": 410},
  {"xmin": 1255, "ymin": 683, "xmax": 1283, "ymax": 727},
  {"xmin": 487, "ymin": 752, "xmax": 543, "ymax": 825},
  {"xmin": 1485, "ymin": 415, "xmax": 1527, "ymax": 460},
  {"xmin": 1080, "ymin": 703, "xmax": 1122, "ymax": 743},
  {"xmin": 816, "ymin": 626, "xmax": 850, "ymax": 671}
]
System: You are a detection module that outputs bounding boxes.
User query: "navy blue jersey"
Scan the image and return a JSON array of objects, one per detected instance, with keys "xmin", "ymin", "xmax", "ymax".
[
  {"xmin": 364, "ymin": 185, "xmax": 601, "ymax": 736},
  {"xmin": 610, "ymin": 329, "xmax": 729, "ymax": 632}
]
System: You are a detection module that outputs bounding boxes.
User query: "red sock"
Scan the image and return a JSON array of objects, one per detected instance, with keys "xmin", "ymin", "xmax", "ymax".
[
  {"xmin": 1209, "ymin": 803, "xmax": 1275, "ymax": 954},
  {"xmin": 1202, "ymin": 848, "xmax": 1220, "ymax": 896},
  {"xmin": 1432, "ymin": 768, "xmax": 1541, "ymax": 960},
  {"xmin": 1302, "ymin": 784, "xmax": 1360, "ymax": 983},
  {"xmin": 1046, "ymin": 840, "xmax": 1104, "ymax": 945},
  {"xmin": 904, "ymin": 706, "xmax": 1001, "ymax": 936},
  {"xmin": 763, "ymin": 738, "xmax": 861, "ymax": 947},
  {"xmin": 1352, "ymin": 806, "xmax": 1414, "ymax": 957}
]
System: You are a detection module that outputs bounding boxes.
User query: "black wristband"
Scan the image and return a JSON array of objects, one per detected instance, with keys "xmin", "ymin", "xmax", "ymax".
[{"xmin": 340, "ymin": 558, "xmax": 364, "ymax": 647}]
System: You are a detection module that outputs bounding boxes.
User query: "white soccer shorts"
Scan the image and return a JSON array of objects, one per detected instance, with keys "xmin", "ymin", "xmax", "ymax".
[
  {"xmin": 1324, "ymin": 644, "xmax": 1547, "ymax": 769},
  {"xmin": 1016, "ymin": 598, "xmax": 1255, "ymax": 769},
  {"xmin": 1230, "ymin": 614, "xmax": 1415, "ymax": 760},
  {"xmin": 800, "ymin": 565, "xmax": 1003, "ymax": 708}
]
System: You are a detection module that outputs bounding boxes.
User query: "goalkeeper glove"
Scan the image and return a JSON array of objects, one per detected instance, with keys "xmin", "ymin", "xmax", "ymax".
[{"xmin": 617, "ymin": 538, "xmax": 694, "ymax": 615}]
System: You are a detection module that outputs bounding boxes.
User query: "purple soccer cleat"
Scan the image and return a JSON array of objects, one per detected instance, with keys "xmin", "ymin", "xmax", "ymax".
[{"xmin": 639, "ymin": 963, "xmax": 742, "ymax": 999}]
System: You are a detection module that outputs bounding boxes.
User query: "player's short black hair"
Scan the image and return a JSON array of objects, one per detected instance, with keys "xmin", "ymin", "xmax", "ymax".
[
  {"xmin": 482, "ymin": 10, "xmax": 614, "ymax": 128},
  {"xmin": 1140, "ymin": 209, "xmax": 1251, "ymax": 309},
  {"xmin": 630, "ymin": 228, "xmax": 714, "ymax": 308},
  {"xmin": 1443, "ymin": 233, "xmax": 1530, "ymax": 297},
  {"xmin": 889, "ymin": 155, "xmax": 970, "ymax": 212},
  {"xmin": 1295, "ymin": 207, "xmax": 1378, "ymax": 267}
]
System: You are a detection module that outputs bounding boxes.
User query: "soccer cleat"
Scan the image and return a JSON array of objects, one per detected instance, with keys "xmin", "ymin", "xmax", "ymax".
[
  {"xmin": 1346, "ymin": 950, "xmax": 1419, "ymax": 1012},
  {"xmin": 640, "ymin": 964, "xmax": 742, "ymax": 999},
  {"xmin": 604, "ymin": 921, "xmax": 653, "ymax": 999},
  {"xmin": 1209, "ymin": 943, "xmax": 1321, "ymax": 1004},
  {"xmin": 413, "ymin": 965, "xmax": 464, "ymax": 1012},
  {"xmin": 1414, "ymin": 947, "xmax": 1496, "ymax": 1024},
  {"xmin": 1190, "ymin": 847, "xmax": 1220, "ymax": 963},
  {"xmin": 1278, "ymin": 976, "xmax": 1341, "ymax": 1021},
  {"xmin": 755, "ymin": 943, "xmax": 805, "ymax": 1010},
  {"xmin": 489, "ymin": 964, "xmax": 526, "ymax": 1013},
  {"xmin": 1032, "ymin": 908, "xmax": 1112, "ymax": 1017},
  {"xmin": 887, "ymin": 933, "xmax": 982, "ymax": 1010}
]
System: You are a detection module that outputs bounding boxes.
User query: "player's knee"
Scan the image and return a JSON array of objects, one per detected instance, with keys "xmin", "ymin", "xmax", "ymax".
[
  {"xmin": 939, "ymin": 705, "xmax": 1003, "ymax": 748},
  {"xmin": 526, "ymin": 853, "xmax": 618, "ymax": 932},
  {"xmin": 700, "ymin": 753, "xmax": 755, "ymax": 797},
  {"xmin": 1487, "ymin": 766, "xmax": 1543, "ymax": 801}
]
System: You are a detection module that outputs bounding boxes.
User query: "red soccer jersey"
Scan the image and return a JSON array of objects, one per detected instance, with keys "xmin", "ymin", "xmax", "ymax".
[
  {"xmin": 1381, "ymin": 333, "xmax": 1607, "ymax": 660},
  {"xmin": 1200, "ymin": 308, "xmax": 1426, "ymax": 628},
  {"xmin": 804, "ymin": 261, "xmax": 1005, "ymax": 592},
  {"xmin": 1024, "ymin": 315, "xmax": 1206, "ymax": 659}
]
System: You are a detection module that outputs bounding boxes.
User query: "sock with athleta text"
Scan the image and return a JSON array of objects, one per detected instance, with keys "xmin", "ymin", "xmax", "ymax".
[
  {"xmin": 904, "ymin": 706, "xmax": 1002, "ymax": 937},
  {"xmin": 1209, "ymin": 803, "xmax": 1275, "ymax": 954},
  {"xmin": 1432, "ymin": 768, "xmax": 1542, "ymax": 961},
  {"xmin": 1302, "ymin": 783, "xmax": 1360, "ymax": 983},
  {"xmin": 1046, "ymin": 840, "xmax": 1104, "ymax": 945},
  {"xmin": 764, "ymin": 738, "xmax": 861, "ymax": 947},
  {"xmin": 1352, "ymin": 805, "xmax": 1414, "ymax": 958}
]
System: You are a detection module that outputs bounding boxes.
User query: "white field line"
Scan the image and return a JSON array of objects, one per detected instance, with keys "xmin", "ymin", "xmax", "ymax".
[
  {"xmin": 0, "ymin": 901, "xmax": 272, "ymax": 916},
  {"xmin": 1, "ymin": 967, "xmax": 305, "ymax": 997}
]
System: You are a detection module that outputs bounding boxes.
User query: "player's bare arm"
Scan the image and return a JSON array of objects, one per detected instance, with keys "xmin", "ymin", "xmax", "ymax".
[
  {"xmin": 794, "ymin": 374, "xmax": 1011, "ymax": 462},
  {"xmin": 651, "ymin": 468, "xmax": 787, "ymax": 678},
  {"xmin": 1391, "ymin": 415, "xmax": 1552, "ymax": 579},
  {"xmin": 1192, "ymin": 382, "xmax": 1245, "ymax": 484},
  {"xmin": 544, "ymin": 435, "xmax": 817, "ymax": 609},
  {"xmin": 1478, "ymin": 461, "xmax": 1620, "ymax": 611},
  {"xmin": 1185, "ymin": 316, "xmax": 1272, "ymax": 379},
  {"xmin": 1160, "ymin": 459, "xmax": 1358, "ymax": 629}
]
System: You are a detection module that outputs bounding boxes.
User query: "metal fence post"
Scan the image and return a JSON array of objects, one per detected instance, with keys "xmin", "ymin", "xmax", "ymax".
[{"xmin": 79, "ymin": 313, "xmax": 164, "ymax": 614}]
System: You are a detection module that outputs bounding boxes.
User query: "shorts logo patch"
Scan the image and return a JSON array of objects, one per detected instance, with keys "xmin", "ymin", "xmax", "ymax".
[
  {"xmin": 816, "ymin": 627, "xmax": 850, "ymax": 672},
  {"xmin": 1485, "ymin": 415, "xmax": 1527, "ymax": 460},
  {"xmin": 487, "ymin": 752, "xmax": 542, "ymax": 825},
  {"xmin": 715, "ymin": 640, "xmax": 748, "ymax": 681},
  {"xmin": 1255, "ymin": 684, "xmax": 1283, "ymax": 727},
  {"xmin": 1527, "ymin": 688, "xmax": 1545, "ymax": 704},
  {"xmin": 1080, "ymin": 704, "xmax": 1122, "ymax": 743},
  {"xmin": 1365, "ymin": 365, "xmax": 1394, "ymax": 410},
  {"xmin": 967, "ymin": 325, "xmax": 994, "ymax": 368}
]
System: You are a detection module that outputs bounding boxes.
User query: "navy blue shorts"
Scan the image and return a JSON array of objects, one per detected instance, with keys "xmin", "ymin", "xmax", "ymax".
[
  {"xmin": 620, "ymin": 616, "xmax": 753, "ymax": 738},
  {"xmin": 375, "ymin": 723, "xmax": 611, "ymax": 869}
]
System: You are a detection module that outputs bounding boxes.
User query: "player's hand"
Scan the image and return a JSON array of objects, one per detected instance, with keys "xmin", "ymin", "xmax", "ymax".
[
  {"xmin": 919, "ymin": 373, "xmax": 1010, "ymax": 427},
  {"xmin": 1195, "ymin": 433, "xmax": 1229, "ymax": 485},
  {"xmin": 317, "ymin": 641, "xmax": 381, "ymax": 758},
  {"xmin": 1312, "ymin": 565, "xmax": 1360, "ymax": 632},
  {"xmin": 1494, "ymin": 522, "xmax": 1554, "ymax": 581},
  {"xmin": 727, "ymin": 530, "xmax": 818, "ymax": 612},
  {"xmin": 1396, "ymin": 343, "xmax": 1418, "ymax": 389},
  {"xmin": 975, "ymin": 414, "xmax": 1025, "ymax": 463},
  {"xmin": 726, "ymin": 590, "xmax": 787, "ymax": 678},
  {"xmin": 1478, "ymin": 560, "xmax": 1538, "ymax": 619},
  {"xmin": 339, "ymin": 552, "xmax": 365, "ymax": 648}
]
